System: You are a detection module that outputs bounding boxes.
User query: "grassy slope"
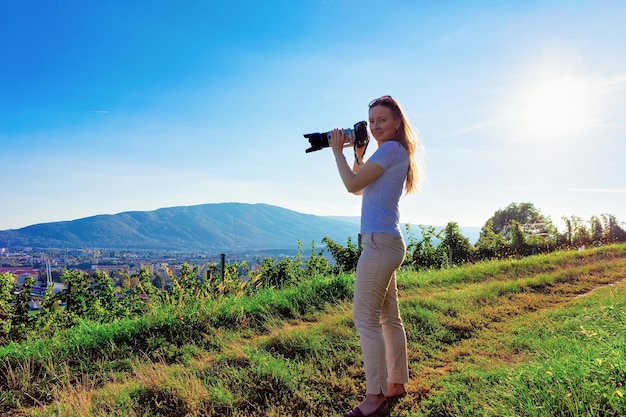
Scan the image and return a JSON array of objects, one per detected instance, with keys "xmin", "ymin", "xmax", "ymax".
[{"xmin": 1, "ymin": 244, "xmax": 625, "ymax": 416}]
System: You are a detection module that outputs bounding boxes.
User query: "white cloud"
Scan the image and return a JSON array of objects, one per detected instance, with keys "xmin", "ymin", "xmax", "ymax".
[{"xmin": 571, "ymin": 188, "xmax": 626, "ymax": 194}]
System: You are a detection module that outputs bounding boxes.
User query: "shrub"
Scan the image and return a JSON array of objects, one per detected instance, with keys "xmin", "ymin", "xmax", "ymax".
[{"xmin": 322, "ymin": 236, "xmax": 361, "ymax": 273}]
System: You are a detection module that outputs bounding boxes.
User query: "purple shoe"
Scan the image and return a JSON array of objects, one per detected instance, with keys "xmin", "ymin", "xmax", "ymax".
[{"xmin": 343, "ymin": 400, "xmax": 388, "ymax": 417}]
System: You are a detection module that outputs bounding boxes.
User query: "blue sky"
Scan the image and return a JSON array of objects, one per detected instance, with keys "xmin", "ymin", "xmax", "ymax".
[{"xmin": 1, "ymin": 0, "xmax": 625, "ymax": 232}]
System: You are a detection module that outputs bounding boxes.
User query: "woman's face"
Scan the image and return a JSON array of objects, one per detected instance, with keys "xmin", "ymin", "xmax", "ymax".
[{"xmin": 368, "ymin": 105, "xmax": 400, "ymax": 143}]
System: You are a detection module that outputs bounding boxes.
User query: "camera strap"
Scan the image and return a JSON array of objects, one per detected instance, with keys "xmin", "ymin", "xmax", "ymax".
[{"xmin": 354, "ymin": 138, "xmax": 369, "ymax": 165}]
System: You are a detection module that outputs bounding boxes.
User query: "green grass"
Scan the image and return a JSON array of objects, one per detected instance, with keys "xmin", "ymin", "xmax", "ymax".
[
  {"xmin": 503, "ymin": 290, "xmax": 626, "ymax": 416},
  {"xmin": 1, "ymin": 244, "xmax": 625, "ymax": 416},
  {"xmin": 417, "ymin": 279, "xmax": 625, "ymax": 417}
]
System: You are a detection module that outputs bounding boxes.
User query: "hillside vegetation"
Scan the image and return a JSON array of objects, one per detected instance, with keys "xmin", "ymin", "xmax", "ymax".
[{"xmin": 1, "ymin": 244, "xmax": 625, "ymax": 416}]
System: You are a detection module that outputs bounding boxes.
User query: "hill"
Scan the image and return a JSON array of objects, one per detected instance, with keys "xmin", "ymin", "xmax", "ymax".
[
  {"xmin": 0, "ymin": 203, "xmax": 482, "ymax": 252},
  {"xmin": 0, "ymin": 203, "xmax": 360, "ymax": 252},
  {"xmin": 1, "ymin": 245, "xmax": 624, "ymax": 416}
]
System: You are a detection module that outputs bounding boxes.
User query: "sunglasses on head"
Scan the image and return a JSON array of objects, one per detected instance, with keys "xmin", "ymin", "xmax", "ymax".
[{"xmin": 368, "ymin": 95, "xmax": 395, "ymax": 108}]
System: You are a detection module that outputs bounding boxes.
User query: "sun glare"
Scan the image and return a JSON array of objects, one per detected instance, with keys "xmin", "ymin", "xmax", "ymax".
[{"xmin": 503, "ymin": 61, "xmax": 600, "ymax": 144}]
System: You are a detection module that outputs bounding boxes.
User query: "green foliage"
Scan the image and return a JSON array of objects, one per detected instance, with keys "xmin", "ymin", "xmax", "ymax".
[
  {"xmin": 304, "ymin": 240, "xmax": 332, "ymax": 276},
  {"xmin": 474, "ymin": 203, "xmax": 626, "ymax": 261},
  {"xmin": 490, "ymin": 202, "xmax": 550, "ymax": 239},
  {"xmin": 559, "ymin": 213, "xmax": 626, "ymax": 250},
  {"xmin": 256, "ymin": 241, "xmax": 304, "ymax": 288},
  {"xmin": 591, "ymin": 215, "xmax": 604, "ymax": 245},
  {"xmin": 122, "ymin": 267, "xmax": 158, "ymax": 316},
  {"xmin": 92, "ymin": 269, "xmax": 125, "ymax": 320},
  {"xmin": 248, "ymin": 239, "xmax": 333, "ymax": 291},
  {"xmin": 9, "ymin": 276, "xmax": 35, "ymax": 342},
  {"xmin": 2, "ymin": 244, "xmax": 625, "ymax": 417},
  {"xmin": 571, "ymin": 215, "xmax": 594, "ymax": 248},
  {"xmin": 200, "ymin": 260, "xmax": 250, "ymax": 298},
  {"xmin": 0, "ymin": 273, "xmax": 15, "ymax": 342},
  {"xmin": 259, "ymin": 256, "xmax": 302, "ymax": 288},
  {"xmin": 62, "ymin": 270, "xmax": 97, "ymax": 322},
  {"xmin": 475, "ymin": 218, "xmax": 510, "ymax": 260},
  {"xmin": 405, "ymin": 224, "xmax": 448, "ymax": 269},
  {"xmin": 165, "ymin": 264, "xmax": 193, "ymax": 302},
  {"xmin": 176, "ymin": 263, "xmax": 201, "ymax": 293},
  {"xmin": 0, "ymin": 246, "xmax": 337, "ymax": 348},
  {"xmin": 478, "ymin": 202, "xmax": 557, "ymax": 260},
  {"xmin": 442, "ymin": 221, "xmax": 474, "ymax": 265},
  {"xmin": 603, "ymin": 214, "xmax": 626, "ymax": 243},
  {"xmin": 510, "ymin": 220, "xmax": 527, "ymax": 257},
  {"xmin": 0, "ymin": 272, "xmax": 356, "ymax": 415},
  {"xmin": 322, "ymin": 236, "xmax": 361, "ymax": 273},
  {"xmin": 34, "ymin": 285, "xmax": 63, "ymax": 337},
  {"xmin": 1, "ymin": 203, "xmax": 624, "ymax": 351},
  {"xmin": 404, "ymin": 221, "xmax": 476, "ymax": 270}
]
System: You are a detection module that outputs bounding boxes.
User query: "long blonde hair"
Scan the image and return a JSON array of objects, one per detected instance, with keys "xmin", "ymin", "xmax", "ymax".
[{"xmin": 368, "ymin": 95, "xmax": 423, "ymax": 194}]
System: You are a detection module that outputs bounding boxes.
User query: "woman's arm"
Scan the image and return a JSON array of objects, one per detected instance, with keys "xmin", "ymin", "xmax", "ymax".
[{"xmin": 330, "ymin": 129, "xmax": 383, "ymax": 194}]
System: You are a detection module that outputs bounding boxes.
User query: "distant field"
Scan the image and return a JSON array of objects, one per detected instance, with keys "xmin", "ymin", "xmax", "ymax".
[{"xmin": 1, "ymin": 244, "xmax": 625, "ymax": 416}]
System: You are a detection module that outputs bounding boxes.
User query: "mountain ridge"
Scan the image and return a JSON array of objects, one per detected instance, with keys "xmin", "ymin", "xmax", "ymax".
[
  {"xmin": 0, "ymin": 203, "xmax": 360, "ymax": 252},
  {"xmin": 0, "ymin": 203, "xmax": 481, "ymax": 252}
]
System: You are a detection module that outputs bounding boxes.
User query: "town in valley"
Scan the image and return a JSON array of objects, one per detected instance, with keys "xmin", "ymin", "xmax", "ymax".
[{"xmin": 1, "ymin": 246, "xmax": 302, "ymax": 310}]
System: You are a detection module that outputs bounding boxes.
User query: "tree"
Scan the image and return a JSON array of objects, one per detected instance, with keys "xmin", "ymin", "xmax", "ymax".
[
  {"xmin": 152, "ymin": 274, "xmax": 166, "ymax": 291},
  {"xmin": 92, "ymin": 269, "xmax": 125, "ymax": 320},
  {"xmin": 526, "ymin": 233, "xmax": 556, "ymax": 255},
  {"xmin": 259, "ymin": 257, "xmax": 300, "ymax": 288},
  {"xmin": 201, "ymin": 260, "xmax": 259, "ymax": 297},
  {"xmin": 0, "ymin": 273, "xmax": 16, "ymax": 342},
  {"xmin": 590, "ymin": 215, "xmax": 604, "ymax": 246},
  {"xmin": 61, "ymin": 270, "xmax": 96, "ymax": 322},
  {"xmin": 177, "ymin": 263, "xmax": 201, "ymax": 292},
  {"xmin": 558, "ymin": 216, "xmax": 574, "ymax": 248},
  {"xmin": 440, "ymin": 221, "xmax": 474, "ymax": 266},
  {"xmin": 510, "ymin": 220, "xmax": 527, "ymax": 257},
  {"xmin": 322, "ymin": 236, "xmax": 361, "ymax": 274},
  {"xmin": 475, "ymin": 219, "xmax": 509, "ymax": 260},
  {"xmin": 569, "ymin": 215, "xmax": 592, "ymax": 248},
  {"xmin": 305, "ymin": 240, "xmax": 332, "ymax": 277},
  {"xmin": 490, "ymin": 202, "xmax": 551, "ymax": 240},
  {"xmin": 405, "ymin": 224, "xmax": 447, "ymax": 270},
  {"xmin": 34, "ymin": 285, "xmax": 63, "ymax": 337},
  {"xmin": 123, "ymin": 268, "xmax": 158, "ymax": 315},
  {"xmin": 10, "ymin": 276, "xmax": 35, "ymax": 341},
  {"xmin": 481, "ymin": 202, "xmax": 555, "ymax": 258},
  {"xmin": 257, "ymin": 243, "xmax": 308, "ymax": 289},
  {"xmin": 603, "ymin": 214, "xmax": 626, "ymax": 243}
]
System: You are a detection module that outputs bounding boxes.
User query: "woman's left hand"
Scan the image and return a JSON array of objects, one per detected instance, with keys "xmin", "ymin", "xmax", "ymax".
[{"xmin": 330, "ymin": 128, "xmax": 345, "ymax": 158}]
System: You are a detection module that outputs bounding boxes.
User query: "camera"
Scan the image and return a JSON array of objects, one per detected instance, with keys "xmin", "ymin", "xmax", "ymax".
[{"xmin": 304, "ymin": 121, "xmax": 370, "ymax": 153}]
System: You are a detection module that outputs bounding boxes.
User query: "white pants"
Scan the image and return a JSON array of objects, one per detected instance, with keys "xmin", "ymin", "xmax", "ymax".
[{"xmin": 353, "ymin": 232, "xmax": 409, "ymax": 395}]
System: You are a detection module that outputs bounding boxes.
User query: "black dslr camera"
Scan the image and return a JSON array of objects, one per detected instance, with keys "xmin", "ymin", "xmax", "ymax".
[{"xmin": 304, "ymin": 121, "xmax": 370, "ymax": 153}]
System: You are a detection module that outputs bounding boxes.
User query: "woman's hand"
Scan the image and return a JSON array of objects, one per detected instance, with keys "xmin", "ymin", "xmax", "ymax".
[{"xmin": 330, "ymin": 128, "xmax": 345, "ymax": 158}]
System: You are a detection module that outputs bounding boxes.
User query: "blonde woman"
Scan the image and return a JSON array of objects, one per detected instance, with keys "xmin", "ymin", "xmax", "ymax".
[{"xmin": 330, "ymin": 95, "xmax": 421, "ymax": 417}]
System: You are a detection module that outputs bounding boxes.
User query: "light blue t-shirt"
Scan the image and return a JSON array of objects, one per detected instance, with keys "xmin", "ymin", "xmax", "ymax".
[{"xmin": 360, "ymin": 140, "xmax": 409, "ymax": 237}]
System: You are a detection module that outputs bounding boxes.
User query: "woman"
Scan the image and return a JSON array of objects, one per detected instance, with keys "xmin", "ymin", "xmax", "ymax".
[{"xmin": 330, "ymin": 95, "xmax": 422, "ymax": 417}]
